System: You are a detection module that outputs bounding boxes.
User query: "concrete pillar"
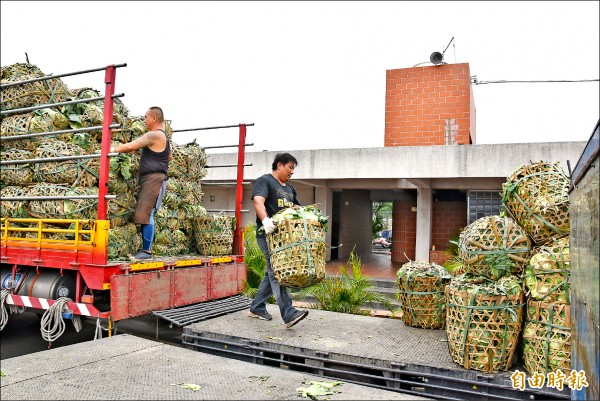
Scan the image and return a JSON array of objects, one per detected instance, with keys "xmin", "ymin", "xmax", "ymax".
[
  {"xmin": 415, "ymin": 187, "xmax": 432, "ymax": 262},
  {"xmin": 315, "ymin": 185, "xmax": 333, "ymax": 260}
]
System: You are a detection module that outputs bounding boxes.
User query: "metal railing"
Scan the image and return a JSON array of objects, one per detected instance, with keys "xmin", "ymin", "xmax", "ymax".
[
  {"xmin": 0, "ymin": 63, "xmax": 126, "ymax": 219},
  {"xmin": 172, "ymin": 123, "xmax": 254, "ymax": 255}
]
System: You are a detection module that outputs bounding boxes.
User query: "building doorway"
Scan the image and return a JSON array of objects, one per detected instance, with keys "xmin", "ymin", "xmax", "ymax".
[{"xmin": 372, "ymin": 201, "xmax": 392, "ymax": 254}]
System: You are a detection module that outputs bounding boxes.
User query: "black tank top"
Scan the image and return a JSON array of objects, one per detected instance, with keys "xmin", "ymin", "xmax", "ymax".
[{"xmin": 138, "ymin": 129, "xmax": 170, "ymax": 177}]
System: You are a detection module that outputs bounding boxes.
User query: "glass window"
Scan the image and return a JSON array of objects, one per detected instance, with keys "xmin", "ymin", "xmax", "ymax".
[{"xmin": 467, "ymin": 190, "xmax": 503, "ymax": 224}]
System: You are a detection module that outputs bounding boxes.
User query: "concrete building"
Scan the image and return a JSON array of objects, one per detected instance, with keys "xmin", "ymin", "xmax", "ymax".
[{"xmin": 199, "ymin": 63, "xmax": 586, "ymax": 265}]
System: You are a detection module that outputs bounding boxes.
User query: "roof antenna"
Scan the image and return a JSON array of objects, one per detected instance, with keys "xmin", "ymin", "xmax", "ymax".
[
  {"xmin": 442, "ymin": 37, "xmax": 455, "ymax": 62},
  {"xmin": 25, "ymin": 52, "xmax": 30, "ymax": 64}
]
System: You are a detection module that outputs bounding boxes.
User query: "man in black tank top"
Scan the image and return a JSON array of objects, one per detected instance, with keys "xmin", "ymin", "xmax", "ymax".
[{"xmin": 112, "ymin": 106, "xmax": 172, "ymax": 260}]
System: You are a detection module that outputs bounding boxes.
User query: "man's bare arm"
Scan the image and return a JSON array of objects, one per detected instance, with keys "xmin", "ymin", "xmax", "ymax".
[
  {"xmin": 254, "ymin": 196, "xmax": 268, "ymax": 221},
  {"xmin": 113, "ymin": 131, "xmax": 162, "ymax": 153}
]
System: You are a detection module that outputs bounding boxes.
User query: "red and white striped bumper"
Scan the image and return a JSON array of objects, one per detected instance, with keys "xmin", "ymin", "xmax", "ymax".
[{"xmin": 6, "ymin": 294, "xmax": 105, "ymax": 318}]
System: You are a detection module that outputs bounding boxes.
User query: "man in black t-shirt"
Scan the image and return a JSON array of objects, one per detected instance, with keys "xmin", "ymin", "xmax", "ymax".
[{"xmin": 247, "ymin": 152, "xmax": 309, "ymax": 328}]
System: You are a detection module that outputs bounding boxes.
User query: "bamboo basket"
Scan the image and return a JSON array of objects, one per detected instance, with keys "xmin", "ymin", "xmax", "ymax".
[
  {"xmin": 32, "ymin": 139, "xmax": 98, "ymax": 187},
  {"xmin": 522, "ymin": 300, "xmax": 571, "ymax": 375},
  {"xmin": 153, "ymin": 229, "xmax": 189, "ymax": 256},
  {"xmin": 1, "ymin": 73, "xmax": 71, "ymax": 111},
  {"xmin": 267, "ymin": 217, "xmax": 326, "ymax": 288},
  {"xmin": 501, "ymin": 161, "xmax": 570, "ymax": 245},
  {"xmin": 1, "ymin": 63, "xmax": 44, "ymax": 80},
  {"xmin": 25, "ymin": 183, "xmax": 97, "ymax": 220},
  {"xmin": 0, "ymin": 186, "xmax": 28, "ymax": 218},
  {"xmin": 396, "ymin": 261, "xmax": 452, "ymax": 329},
  {"xmin": 193, "ymin": 214, "xmax": 234, "ymax": 256},
  {"xmin": 108, "ymin": 223, "xmax": 141, "ymax": 260},
  {"xmin": 0, "ymin": 148, "xmax": 34, "ymax": 185},
  {"xmin": 169, "ymin": 141, "xmax": 207, "ymax": 180},
  {"xmin": 458, "ymin": 215, "xmax": 532, "ymax": 280},
  {"xmin": 524, "ymin": 235, "xmax": 570, "ymax": 303},
  {"xmin": 1, "ymin": 110, "xmax": 70, "ymax": 151},
  {"xmin": 445, "ymin": 275, "xmax": 525, "ymax": 372}
]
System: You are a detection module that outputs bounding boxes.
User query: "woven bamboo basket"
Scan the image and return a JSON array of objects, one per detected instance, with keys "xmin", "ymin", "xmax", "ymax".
[
  {"xmin": 108, "ymin": 223, "xmax": 141, "ymax": 260},
  {"xmin": 107, "ymin": 189, "xmax": 136, "ymax": 228},
  {"xmin": 0, "ymin": 113, "xmax": 38, "ymax": 151},
  {"xmin": 154, "ymin": 206, "xmax": 181, "ymax": 233},
  {"xmin": 0, "ymin": 110, "xmax": 70, "ymax": 151},
  {"xmin": 153, "ymin": 229, "xmax": 189, "ymax": 256},
  {"xmin": 1, "ymin": 63, "xmax": 44, "ymax": 80},
  {"xmin": 193, "ymin": 214, "xmax": 234, "ymax": 256},
  {"xmin": 267, "ymin": 217, "xmax": 326, "ymax": 288},
  {"xmin": 458, "ymin": 215, "xmax": 532, "ymax": 280},
  {"xmin": 522, "ymin": 300, "xmax": 571, "ymax": 375},
  {"xmin": 168, "ymin": 141, "xmax": 207, "ymax": 180},
  {"xmin": 0, "ymin": 148, "xmax": 34, "ymax": 185},
  {"xmin": 501, "ymin": 161, "xmax": 570, "ymax": 245},
  {"xmin": 396, "ymin": 261, "xmax": 452, "ymax": 329},
  {"xmin": 1, "ymin": 73, "xmax": 71, "ymax": 111},
  {"xmin": 0, "ymin": 186, "xmax": 28, "ymax": 219},
  {"xmin": 32, "ymin": 139, "xmax": 98, "ymax": 187},
  {"xmin": 524, "ymin": 235, "xmax": 570, "ymax": 303},
  {"xmin": 445, "ymin": 275, "xmax": 525, "ymax": 372},
  {"xmin": 26, "ymin": 183, "xmax": 97, "ymax": 220},
  {"xmin": 70, "ymin": 87, "xmax": 129, "ymax": 125}
]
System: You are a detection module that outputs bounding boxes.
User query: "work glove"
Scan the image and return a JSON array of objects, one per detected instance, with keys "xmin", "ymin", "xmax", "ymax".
[{"xmin": 262, "ymin": 217, "xmax": 276, "ymax": 235}]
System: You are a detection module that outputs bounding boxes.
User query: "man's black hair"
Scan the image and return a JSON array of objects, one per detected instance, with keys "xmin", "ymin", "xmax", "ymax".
[{"xmin": 272, "ymin": 152, "xmax": 298, "ymax": 171}]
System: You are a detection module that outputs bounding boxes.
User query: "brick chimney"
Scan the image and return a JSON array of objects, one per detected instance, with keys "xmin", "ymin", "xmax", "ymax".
[{"xmin": 385, "ymin": 63, "xmax": 476, "ymax": 146}]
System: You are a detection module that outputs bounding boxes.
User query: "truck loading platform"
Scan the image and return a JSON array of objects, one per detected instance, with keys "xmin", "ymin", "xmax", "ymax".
[
  {"xmin": 0, "ymin": 334, "xmax": 428, "ymax": 400},
  {"xmin": 181, "ymin": 304, "xmax": 570, "ymax": 401}
]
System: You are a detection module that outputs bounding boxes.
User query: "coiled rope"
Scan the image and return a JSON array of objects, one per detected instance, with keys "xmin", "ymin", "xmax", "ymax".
[
  {"xmin": 1, "ymin": 289, "xmax": 30, "ymax": 331},
  {"xmin": 40, "ymin": 297, "xmax": 82, "ymax": 343},
  {"xmin": 0, "ymin": 289, "xmax": 10, "ymax": 331}
]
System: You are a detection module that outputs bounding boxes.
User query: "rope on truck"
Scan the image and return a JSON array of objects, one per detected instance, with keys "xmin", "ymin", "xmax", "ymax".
[
  {"xmin": 0, "ymin": 289, "xmax": 9, "ymax": 331},
  {"xmin": 40, "ymin": 297, "xmax": 82, "ymax": 343}
]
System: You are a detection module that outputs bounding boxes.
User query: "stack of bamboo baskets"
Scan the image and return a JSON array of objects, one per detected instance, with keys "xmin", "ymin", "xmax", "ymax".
[
  {"xmin": 447, "ymin": 214, "xmax": 531, "ymax": 372},
  {"xmin": 501, "ymin": 161, "xmax": 572, "ymax": 376},
  {"xmin": 445, "ymin": 160, "xmax": 571, "ymax": 374},
  {"xmin": 0, "ymin": 62, "xmax": 221, "ymax": 259}
]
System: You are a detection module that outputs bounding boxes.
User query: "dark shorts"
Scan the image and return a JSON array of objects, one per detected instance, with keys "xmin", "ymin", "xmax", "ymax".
[{"xmin": 134, "ymin": 173, "xmax": 167, "ymax": 224}]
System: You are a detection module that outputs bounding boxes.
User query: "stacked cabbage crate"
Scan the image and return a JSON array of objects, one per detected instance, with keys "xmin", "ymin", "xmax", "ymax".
[
  {"xmin": 0, "ymin": 62, "xmax": 208, "ymax": 259},
  {"xmin": 501, "ymin": 161, "xmax": 572, "ymax": 376}
]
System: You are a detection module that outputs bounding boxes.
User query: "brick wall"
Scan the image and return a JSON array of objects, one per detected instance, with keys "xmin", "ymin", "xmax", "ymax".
[
  {"xmin": 429, "ymin": 250, "xmax": 451, "ymax": 266},
  {"xmin": 385, "ymin": 63, "xmax": 474, "ymax": 146},
  {"xmin": 431, "ymin": 200, "xmax": 467, "ymax": 252},
  {"xmin": 391, "ymin": 201, "xmax": 417, "ymax": 263}
]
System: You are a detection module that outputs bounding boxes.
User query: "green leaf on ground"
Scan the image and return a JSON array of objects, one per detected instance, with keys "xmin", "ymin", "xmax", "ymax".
[
  {"xmin": 181, "ymin": 384, "xmax": 202, "ymax": 391},
  {"xmin": 297, "ymin": 380, "xmax": 343, "ymax": 399}
]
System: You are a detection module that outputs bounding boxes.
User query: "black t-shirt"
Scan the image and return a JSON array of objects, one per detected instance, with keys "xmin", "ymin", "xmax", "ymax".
[{"xmin": 251, "ymin": 173, "xmax": 300, "ymax": 234}]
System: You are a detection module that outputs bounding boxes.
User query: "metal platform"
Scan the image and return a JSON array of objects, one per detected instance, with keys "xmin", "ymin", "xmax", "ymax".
[
  {"xmin": 0, "ymin": 334, "xmax": 427, "ymax": 400},
  {"xmin": 152, "ymin": 295, "xmax": 252, "ymax": 327},
  {"xmin": 182, "ymin": 304, "xmax": 570, "ymax": 401}
]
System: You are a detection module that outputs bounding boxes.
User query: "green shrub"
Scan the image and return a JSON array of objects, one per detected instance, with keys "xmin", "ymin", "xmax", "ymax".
[{"xmin": 296, "ymin": 248, "xmax": 392, "ymax": 315}]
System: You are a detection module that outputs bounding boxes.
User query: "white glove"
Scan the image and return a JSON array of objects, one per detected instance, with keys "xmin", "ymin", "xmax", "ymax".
[{"xmin": 262, "ymin": 217, "xmax": 275, "ymax": 235}]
